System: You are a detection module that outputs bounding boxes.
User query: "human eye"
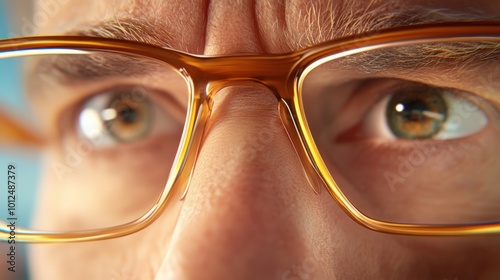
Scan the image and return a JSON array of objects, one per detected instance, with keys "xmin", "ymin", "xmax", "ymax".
[
  {"xmin": 300, "ymin": 40, "xmax": 500, "ymax": 226},
  {"xmin": 76, "ymin": 85, "xmax": 185, "ymax": 148},
  {"xmin": 354, "ymin": 80, "xmax": 490, "ymax": 141}
]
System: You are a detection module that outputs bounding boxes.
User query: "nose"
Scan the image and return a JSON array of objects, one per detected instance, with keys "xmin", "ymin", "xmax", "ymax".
[{"xmin": 154, "ymin": 86, "xmax": 324, "ymax": 279}]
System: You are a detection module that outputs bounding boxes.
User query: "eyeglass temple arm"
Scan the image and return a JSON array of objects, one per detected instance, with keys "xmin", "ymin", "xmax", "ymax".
[{"xmin": 0, "ymin": 110, "xmax": 44, "ymax": 146}]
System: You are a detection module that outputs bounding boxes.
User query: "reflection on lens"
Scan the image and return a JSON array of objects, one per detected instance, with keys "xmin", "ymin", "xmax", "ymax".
[
  {"xmin": 301, "ymin": 39, "xmax": 500, "ymax": 225},
  {"xmin": 0, "ymin": 50, "xmax": 189, "ymax": 231}
]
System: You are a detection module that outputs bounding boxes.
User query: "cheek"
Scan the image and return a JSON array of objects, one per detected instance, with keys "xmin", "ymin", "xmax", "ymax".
[
  {"xmin": 29, "ymin": 135, "xmax": 183, "ymax": 279},
  {"xmin": 318, "ymin": 128, "xmax": 500, "ymax": 224},
  {"xmin": 33, "ymin": 134, "xmax": 177, "ymax": 231},
  {"xmin": 29, "ymin": 209, "xmax": 181, "ymax": 280},
  {"xmin": 314, "ymin": 188, "xmax": 500, "ymax": 279}
]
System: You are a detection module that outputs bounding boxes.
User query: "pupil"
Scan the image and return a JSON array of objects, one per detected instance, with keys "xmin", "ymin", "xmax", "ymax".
[
  {"xmin": 401, "ymin": 100, "xmax": 427, "ymax": 122},
  {"xmin": 118, "ymin": 107, "xmax": 137, "ymax": 124}
]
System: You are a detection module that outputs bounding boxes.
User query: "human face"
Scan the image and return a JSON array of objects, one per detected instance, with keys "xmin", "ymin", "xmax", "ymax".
[{"xmin": 22, "ymin": 0, "xmax": 500, "ymax": 279}]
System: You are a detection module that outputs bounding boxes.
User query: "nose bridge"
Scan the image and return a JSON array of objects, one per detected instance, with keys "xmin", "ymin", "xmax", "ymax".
[
  {"xmin": 193, "ymin": 75, "xmax": 324, "ymax": 196},
  {"xmin": 155, "ymin": 86, "xmax": 319, "ymax": 278},
  {"xmin": 198, "ymin": 86, "xmax": 288, "ymax": 167}
]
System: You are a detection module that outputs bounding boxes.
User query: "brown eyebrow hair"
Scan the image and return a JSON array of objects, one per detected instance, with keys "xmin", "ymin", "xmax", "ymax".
[
  {"xmin": 31, "ymin": 52, "xmax": 167, "ymax": 82},
  {"xmin": 73, "ymin": 17, "xmax": 176, "ymax": 49},
  {"xmin": 67, "ymin": 1, "xmax": 497, "ymax": 53}
]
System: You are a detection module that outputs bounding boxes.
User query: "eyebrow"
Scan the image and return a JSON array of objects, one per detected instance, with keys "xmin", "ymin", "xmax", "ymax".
[
  {"xmin": 342, "ymin": 41, "xmax": 499, "ymax": 73},
  {"xmin": 281, "ymin": 3, "xmax": 498, "ymax": 50},
  {"xmin": 72, "ymin": 17, "xmax": 175, "ymax": 49},
  {"xmin": 31, "ymin": 52, "xmax": 166, "ymax": 81}
]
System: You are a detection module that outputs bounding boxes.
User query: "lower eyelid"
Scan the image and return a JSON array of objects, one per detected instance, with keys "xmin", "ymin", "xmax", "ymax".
[
  {"xmin": 86, "ymin": 133, "xmax": 182, "ymax": 159},
  {"xmin": 328, "ymin": 134, "xmax": 491, "ymax": 176}
]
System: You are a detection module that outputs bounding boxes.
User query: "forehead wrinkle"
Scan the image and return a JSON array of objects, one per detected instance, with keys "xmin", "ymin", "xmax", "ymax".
[{"xmin": 259, "ymin": 0, "xmax": 496, "ymax": 52}]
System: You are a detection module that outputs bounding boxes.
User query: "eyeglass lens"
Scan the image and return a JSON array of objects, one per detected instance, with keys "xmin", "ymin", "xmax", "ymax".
[
  {"xmin": 0, "ymin": 51, "xmax": 189, "ymax": 231},
  {"xmin": 301, "ymin": 39, "xmax": 499, "ymax": 225}
]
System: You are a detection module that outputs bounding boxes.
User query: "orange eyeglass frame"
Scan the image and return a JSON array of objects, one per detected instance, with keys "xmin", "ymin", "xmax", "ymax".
[{"xmin": 1, "ymin": 22, "xmax": 499, "ymax": 243}]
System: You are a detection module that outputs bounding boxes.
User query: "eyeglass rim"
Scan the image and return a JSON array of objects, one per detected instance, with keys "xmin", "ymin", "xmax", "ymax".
[{"xmin": 0, "ymin": 21, "xmax": 499, "ymax": 243}]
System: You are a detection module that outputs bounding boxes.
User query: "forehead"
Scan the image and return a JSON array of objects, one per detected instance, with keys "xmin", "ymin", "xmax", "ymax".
[{"xmin": 35, "ymin": 0, "xmax": 499, "ymax": 54}]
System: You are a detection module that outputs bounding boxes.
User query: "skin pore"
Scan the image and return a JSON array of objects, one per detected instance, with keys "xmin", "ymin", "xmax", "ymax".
[{"xmin": 25, "ymin": 0, "xmax": 500, "ymax": 279}]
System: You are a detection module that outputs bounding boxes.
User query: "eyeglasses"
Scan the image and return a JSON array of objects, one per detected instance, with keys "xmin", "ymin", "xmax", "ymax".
[{"xmin": 0, "ymin": 22, "xmax": 499, "ymax": 243}]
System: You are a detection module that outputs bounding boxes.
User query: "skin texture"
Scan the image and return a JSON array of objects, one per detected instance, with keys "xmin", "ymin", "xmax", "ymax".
[{"xmin": 18, "ymin": 0, "xmax": 500, "ymax": 279}]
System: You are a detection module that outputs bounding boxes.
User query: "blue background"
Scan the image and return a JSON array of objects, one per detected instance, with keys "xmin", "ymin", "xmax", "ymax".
[{"xmin": 1, "ymin": 1, "xmax": 38, "ymax": 279}]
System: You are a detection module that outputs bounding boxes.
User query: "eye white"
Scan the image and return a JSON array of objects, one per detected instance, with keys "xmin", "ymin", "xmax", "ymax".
[{"xmin": 435, "ymin": 94, "xmax": 488, "ymax": 139}]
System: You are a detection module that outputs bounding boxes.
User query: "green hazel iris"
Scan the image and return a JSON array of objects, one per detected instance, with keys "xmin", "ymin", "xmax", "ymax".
[
  {"xmin": 104, "ymin": 91, "xmax": 153, "ymax": 142},
  {"xmin": 386, "ymin": 87, "xmax": 448, "ymax": 139}
]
